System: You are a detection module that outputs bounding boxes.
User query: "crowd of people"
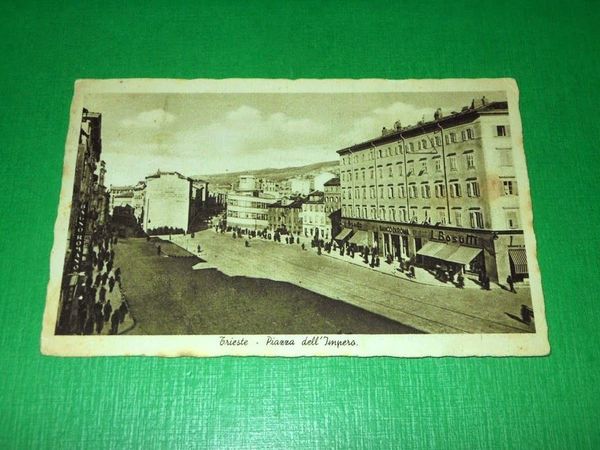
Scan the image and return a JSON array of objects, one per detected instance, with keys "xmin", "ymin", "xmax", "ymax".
[{"xmin": 75, "ymin": 230, "xmax": 129, "ymax": 335}]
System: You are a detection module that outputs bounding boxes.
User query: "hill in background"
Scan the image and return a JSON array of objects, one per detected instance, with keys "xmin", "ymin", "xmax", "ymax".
[{"xmin": 194, "ymin": 160, "xmax": 339, "ymax": 186}]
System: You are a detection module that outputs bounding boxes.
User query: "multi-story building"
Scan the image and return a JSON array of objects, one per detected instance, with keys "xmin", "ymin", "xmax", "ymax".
[
  {"xmin": 267, "ymin": 197, "xmax": 305, "ymax": 236},
  {"xmin": 336, "ymin": 99, "xmax": 527, "ymax": 282},
  {"xmin": 226, "ymin": 193, "xmax": 278, "ymax": 231},
  {"xmin": 323, "ymin": 177, "xmax": 342, "ymax": 241},
  {"xmin": 57, "ymin": 108, "xmax": 109, "ymax": 334},
  {"xmin": 143, "ymin": 171, "xmax": 193, "ymax": 233},
  {"xmin": 302, "ymin": 191, "xmax": 331, "ymax": 241},
  {"xmin": 110, "ymin": 185, "xmax": 135, "ymax": 210},
  {"xmin": 262, "ymin": 179, "xmax": 282, "ymax": 197},
  {"xmin": 110, "ymin": 181, "xmax": 146, "ymax": 223}
]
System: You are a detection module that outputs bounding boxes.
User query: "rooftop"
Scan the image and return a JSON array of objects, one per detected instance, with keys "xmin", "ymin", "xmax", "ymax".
[{"xmin": 337, "ymin": 100, "xmax": 508, "ymax": 155}]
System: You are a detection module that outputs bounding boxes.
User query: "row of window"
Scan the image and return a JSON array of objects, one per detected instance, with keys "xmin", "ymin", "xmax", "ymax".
[
  {"xmin": 341, "ymin": 205, "xmax": 486, "ymax": 228},
  {"xmin": 341, "ymin": 125, "xmax": 511, "ymax": 166},
  {"xmin": 341, "ymin": 179, "xmax": 517, "ymax": 201},
  {"xmin": 340, "ymin": 148, "xmax": 508, "ymax": 184},
  {"xmin": 302, "ymin": 214, "xmax": 328, "ymax": 225},
  {"xmin": 303, "ymin": 204, "xmax": 324, "ymax": 212},
  {"xmin": 228, "ymin": 211, "xmax": 268, "ymax": 220},
  {"xmin": 227, "ymin": 199, "xmax": 272, "ymax": 209},
  {"xmin": 341, "ymin": 128, "xmax": 478, "ymax": 165},
  {"xmin": 341, "ymin": 206, "xmax": 519, "ymax": 230}
]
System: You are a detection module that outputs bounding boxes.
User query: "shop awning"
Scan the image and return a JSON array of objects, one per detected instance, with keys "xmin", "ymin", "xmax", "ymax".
[
  {"xmin": 334, "ymin": 228, "xmax": 353, "ymax": 241},
  {"xmin": 509, "ymin": 248, "xmax": 529, "ymax": 274},
  {"xmin": 417, "ymin": 241, "xmax": 482, "ymax": 265},
  {"xmin": 416, "ymin": 241, "xmax": 446, "ymax": 258},
  {"xmin": 446, "ymin": 246, "xmax": 482, "ymax": 265},
  {"xmin": 348, "ymin": 230, "xmax": 369, "ymax": 246}
]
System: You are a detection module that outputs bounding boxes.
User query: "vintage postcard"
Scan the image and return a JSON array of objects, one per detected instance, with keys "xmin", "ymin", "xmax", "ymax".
[{"xmin": 41, "ymin": 78, "xmax": 549, "ymax": 357}]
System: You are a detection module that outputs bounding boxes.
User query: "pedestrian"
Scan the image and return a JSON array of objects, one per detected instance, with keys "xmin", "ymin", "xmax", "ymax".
[
  {"xmin": 84, "ymin": 315, "xmax": 94, "ymax": 335},
  {"xmin": 197, "ymin": 244, "xmax": 201, "ymax": 254},
  {"xmin": 107, "ymin": 259, "xmax": 113, "ymax": 274},
  {"xmin": 157, "ymin": 245, "xmax": 162, "ymax": 256},
  {"xmin": 118, "ymin": 302, "xmax": 128, "ymax": 324},
  {"xmin": 457, "ymin": 272, "xmax": 464, "ymax": 288},
  {"xmin": 482, "ymin": 274, "xmax": 490, "ymax": 290},
  {"xmin": 521, "ymin": 305, "xmax": 532, "ymax": 324},
  {"xmin": 94, "ymin": 302, "xmax": 104, "ymax": 334},
  {"xmin": 245, "ymin": 239, "xmax": 250, "ymax": 248},
  {"xmin": 102, "ymin": 272, "xmax": 108, "ymax": 286},
  {"xmin": 114, "ymin": 267, "xmax": 121, "ymax": 284},
  {"xmin": 103, "ymin": 300, "xmax": 112, "ymax": 322},
  {"xmin": 99, "ymin": 286, "xmax": 106, "ymax": 303},
  {"xmin": 94, "ymin": 273, "xmax": 101, "ymax": 287},
  {"xmin": 507, "ymin": 275, "xmax": 516, "ymax": 293},
  {"xmin": 110, "ymin": 310, "xmax": 120, "ymax": 334},
  {"xmin": 98, "ymin": 259, "xmax": 104, "ymax": 272},
  {"xmin": 110, "ymin": 249, "xmax": 115, "ymax": 262},
  {"xmin": 108, "ymin": 276, "xmax": 116, "ymax": 293}
]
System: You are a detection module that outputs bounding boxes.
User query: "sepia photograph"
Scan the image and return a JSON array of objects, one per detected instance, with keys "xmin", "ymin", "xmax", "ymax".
[{"xmin": 41, "ymin": 78, "xmax": 549, "ymax": 357}]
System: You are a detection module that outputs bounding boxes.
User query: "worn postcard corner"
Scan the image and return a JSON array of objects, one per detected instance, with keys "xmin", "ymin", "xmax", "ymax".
[{"xmin": 41, "ymin": 78, "xmax": 549, "ymax": 357}]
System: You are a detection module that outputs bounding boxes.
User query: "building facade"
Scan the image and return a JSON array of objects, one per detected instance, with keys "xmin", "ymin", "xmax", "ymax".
[
  {"xmin": 267, "ymin": 197, "xmax": 305, "ymax": 236},
  {"xmin": 226, "ymin": 193, "xmax": 278, "ymax": 230},
  {"xmin": 143, "ymin": 171, "xmax": 192, "ymax": 233},
  {"xmin": 302, "ymin": 191, "xmax": 331, "ymax": 241},
  {"xmin": 57, "ymin": 109, "xmax": 109, "ymax": 334},
  {"xmin": 337, "ymin": 99, "xmax": 527, "ymax": 283},
  {"xmin": 323, "ymin": 177, "xmax": 342, "ymax": 241}
]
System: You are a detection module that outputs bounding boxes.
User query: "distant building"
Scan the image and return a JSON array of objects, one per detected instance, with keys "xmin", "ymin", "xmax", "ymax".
[
  {"xmin": 238, "ymin": 175, "xmax": 257, "ymax": 192},
  {"xmin": 302, "ymin": 191, "xmax": 330, "ymax": 241},
  {"xmin": 267, "ymin": 197, "xmax": 305, "ymax": 236},
  {"xmin": 226, "ymin": 193, "xmax": 278, "ymax": 230},
  {"xmin": 143, "ymin": 171, "xmax": 192, "ymax": 233},
  {"xmin": 110, "ymin": 185, "xmax": 135, "ymax": 212},
  {"xmin": 262, "ymin": 179, "xmax": 282, "ymax": 197},
  {"xmin": 323, "ymin": 177, "xmax": 342, "ymax": 241}
]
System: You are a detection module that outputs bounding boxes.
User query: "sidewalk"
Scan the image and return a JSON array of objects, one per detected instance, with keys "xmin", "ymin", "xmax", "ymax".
[{"xmin": 189, "ymin": 230, "xmax": 527, "ymax": 292}]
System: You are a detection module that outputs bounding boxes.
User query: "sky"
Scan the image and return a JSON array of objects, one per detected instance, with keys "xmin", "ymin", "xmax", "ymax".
[{"xmin": 83, "ymin": 90, "xmax": 506, "ymax": 187}]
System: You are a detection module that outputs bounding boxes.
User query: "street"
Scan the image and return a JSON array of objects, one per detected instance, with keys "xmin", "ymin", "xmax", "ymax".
[
  {"xmin": 116, "ymin": 230, "xmax": 535, "ymax": 334},
  {"xmin": 114, "ymin": 237, "xmax": 422, "ymax": 335}
]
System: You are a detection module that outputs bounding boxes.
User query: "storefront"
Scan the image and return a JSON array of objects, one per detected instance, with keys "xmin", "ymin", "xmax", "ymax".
[{"xmin": 340, "ymin": 217, "xmax": 528, "ymax": 283}]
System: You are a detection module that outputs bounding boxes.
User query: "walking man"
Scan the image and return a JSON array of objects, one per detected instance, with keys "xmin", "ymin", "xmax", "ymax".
[
  {"xmin": 108, "ymin": 276, "xmax": 116, "ymax": 293},
  {"xmin": 94, "ymin": 302, "xmax": 104, "ymax": 334},
  {"xmin": 99, "ymin": 285, "xmax": 107, "ymax": 303},
  {"xmin": 506, "ymin": 275, "xmax": 516, "ymax": 293},
  {"xmin": 110, "ymin": 310, "xmax": 120, "ymax": 334},
  {"xmin": 103, "ymin": 300, "xmax": 112, "ymax": 322}
]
